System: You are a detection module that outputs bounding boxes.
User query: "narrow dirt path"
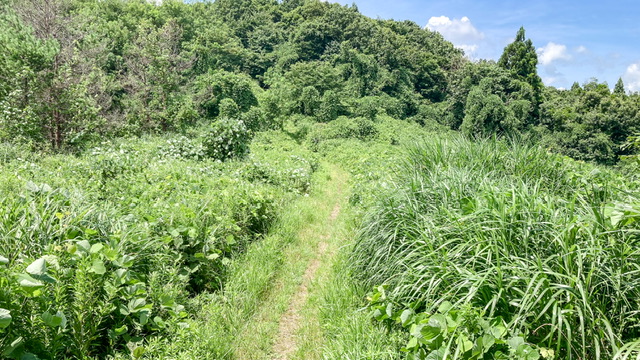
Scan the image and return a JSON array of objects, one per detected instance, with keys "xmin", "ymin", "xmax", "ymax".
[
  {"xmin": 232, "ymin": 164, "xmax": 348, "ymax": 360},
  {"xmin": 271, "ymin": 203, "xmax": 340, "ymax": 359}
]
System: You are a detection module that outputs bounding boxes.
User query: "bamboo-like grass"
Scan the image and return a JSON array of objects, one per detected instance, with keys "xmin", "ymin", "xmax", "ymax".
[{"xmin": 352, "ymin": 136, "xmax": 640, "ymax": 359}]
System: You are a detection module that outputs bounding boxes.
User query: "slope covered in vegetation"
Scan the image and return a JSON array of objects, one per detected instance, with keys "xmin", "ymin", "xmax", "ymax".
[
  {"xmin": 2, "ymin": 0, "xmax": 637, "ymax": 163},
  {"xmin": 1, "ymin": 0, "xmax": 640, "ymax": 359}
]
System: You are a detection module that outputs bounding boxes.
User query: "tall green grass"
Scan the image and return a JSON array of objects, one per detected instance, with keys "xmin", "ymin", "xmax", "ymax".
[{"xmin": 352, "ymin": 136, "xmax": 640, "ymax": 359}]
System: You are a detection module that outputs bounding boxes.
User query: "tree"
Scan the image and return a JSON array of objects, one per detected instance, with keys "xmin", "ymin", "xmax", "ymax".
[
  {"xmin": 0, "ymin": 0, "xmax": 104, "ymax": 149},
  {"xmin": 461, "ymin": 86, "xmax": 516, "ymax": 137},
  {"xmin": 194, "ymin": 70, "xmax": 258, "ymax": 119},
  {"xmin": 498, "ymin": 27, "xmax": 539, "ymax": 82},
  {"xmin": 614, "ymin": 77, "xmax": 626, "ymax": 96},
  {"xmin": 570, "ymin": 81, "xmax": 582, "ymax": 92},
  {"xmin": 498, "ymin": 27, "xmax": 543, "ymax": 118},
  {"xmin": 122, "ymin": 19, "xmax": 193, "ymax": 132}
]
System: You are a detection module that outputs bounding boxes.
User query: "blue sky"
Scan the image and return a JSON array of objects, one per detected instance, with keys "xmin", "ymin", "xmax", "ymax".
[{"xmin": 328, "ymin": 0, "xmax": 640, "ymax": 91}]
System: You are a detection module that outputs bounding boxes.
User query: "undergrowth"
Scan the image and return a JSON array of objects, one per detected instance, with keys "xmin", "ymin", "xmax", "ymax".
[
  {"xmin": 0, "ymin": 130, "xmax": 316, "ymax": 359},
  {"xmin": 352, "ymin": 136, "xmax": 640, "ymax": 359}
]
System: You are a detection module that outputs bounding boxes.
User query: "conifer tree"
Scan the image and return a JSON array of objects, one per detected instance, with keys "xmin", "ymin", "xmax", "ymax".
[
  {"xmin": 498, "ymin": 27, "xmax": 543, "ymax": 120},
  {"xmin": 614, "ymin": 77, "xmax": 625, "ymax": 95}
]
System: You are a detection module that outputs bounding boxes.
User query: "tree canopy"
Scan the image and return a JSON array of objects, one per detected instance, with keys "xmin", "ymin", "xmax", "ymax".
[{"xmin": 0, "ymin": 0, "xmax": 637, "ymax": 164}]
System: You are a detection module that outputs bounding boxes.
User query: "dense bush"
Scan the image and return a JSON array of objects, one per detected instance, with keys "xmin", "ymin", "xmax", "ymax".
[
  {"xmin": 352, "ymin": 136, "xmax": 640, "ymax": 359},
  {"xmin": 218, "ymin": 98, "xmax": 240, "ymax": 119},
  {"xmin": 307, "ymin": 116, "xmax": 378, "ymax": 149},
  {"xmin": 194, "ymin": 71, "xmax": 259, "ymax": 120},
  {"xmin": 202, "ymin": 118, "xmax": 250, "ymax": 161}
]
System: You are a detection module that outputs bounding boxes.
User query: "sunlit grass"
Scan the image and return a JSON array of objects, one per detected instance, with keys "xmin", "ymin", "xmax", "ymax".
[{"xmin": 352, "ymin": 135, "xmax": 640, "ymax": 359}]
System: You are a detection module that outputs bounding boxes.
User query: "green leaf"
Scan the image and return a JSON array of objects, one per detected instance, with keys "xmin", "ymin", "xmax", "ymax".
[
  {"xmin": 90, "ymin": 243, "xmax": 104, "ymax": 254},
  {"xmin": 19, "ymin": 353, "xmax": 40, "ymax": 360},
  {"xmin": 115, "ymin": 269, "xmax": 128, "ymax": 284},
  {"xmin": 457, "ymin": 334, "xmax": 474, "ymax": 353},
  {"xmin": 128, "ymin": 298, "xmax": 147, "ymax": 313},
  {"xmin": 437, "ymin": 301, "xmax": 452, "ymax": 313},
  {"xmin": 406, "ymin": 336, "xmax": 418, "ymax": 349},
  {"xmin": 26, "ymin": 258, "xmax": 46, "ymax": 276},
  {"xmin": 65, "ymin": 229, "xmax": 81, "ymax": 239},
  {"xmin": 410, "ymin": 323, "xmax": 424, "ymax": 338},
  {"xmin": 41, "ymin": 311, "xmax": 65, "ymax": 328},
  {"xmin": 421, "ymin": 324, "xmax": 443, "ymax": 342},
  {"xmin": 115, "ymin": 254, "xmax": 135, "ymax": 268},
  {"xmin": 66, "ymin": 244, "xmax": 77, "ymax": 254},
  {"xmin": 56, "ymin": 311, "xmax": 67, "ymax": 328},
  {"xmin": 490, "ymin": 324, "xmax": 508, "ymax": 339},
  {"xmin": 385, "ymin": 303, "xmax": 394, "ymax": 318},
  {"xmin": 2, "ymin": 336, "xmax": 24, "ymax": 357},
  {"xmin": 90, "ymin": 259, "xmax": 106, "ymax": 275},
  {"xmin": 132, "ymin": 346, "xmax": 146, "ymax": 359},
  {"xmin": 0, "ymin": 255, "xmax": 8, "ymax": 265},
  {"xmin": 400, "ymin": 309, "xmax": 413, "ymax": 326},
  {"xmin": 104, "ymin": 248, "xmax": 119, "ymax": 261},
  {"xmin": 17, "ymin": 274, "xmax": 44, "ymax": 295},
  {"xmin": 76, "ymin": 240, "xmax": 91, "ymax": 253},
  {"xmin": 139, "ymin": 311, "xmax": 149, "ymax": 325},
  {"xmin": 26, "ymin": 257, "xmax": 56, "ymax": 283},
  {"xmin": 425, "ymin": 347, "xmax": 446, "ymax": 360},
  {"xmin": 507, "ymin": 336, "xmax": 525, "ymax": 350},
  {"xmin": 428, "ymin": 314, "xmax": 448, "ymax": 331},
  {"xmin": 479, "ymin": 333, "xmax": 496, "ymax": 353},
  {"xmin": 0, "ymin": 308, "xmax": 12, "ymax": 329},
  {"xmin": 114, "ymin": 325, "xmax": 128, "ymax": 335}
]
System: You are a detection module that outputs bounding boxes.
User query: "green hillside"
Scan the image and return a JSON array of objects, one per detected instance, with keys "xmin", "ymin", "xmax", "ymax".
[{"xmin": 1, "ymin": 1, "xmax": 639, "ymax": 359}]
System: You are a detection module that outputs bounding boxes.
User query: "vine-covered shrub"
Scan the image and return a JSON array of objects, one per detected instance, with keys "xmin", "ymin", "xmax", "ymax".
[{"xmin": 202, "ymin": 118, "xmax": 250, "ymax": 161}]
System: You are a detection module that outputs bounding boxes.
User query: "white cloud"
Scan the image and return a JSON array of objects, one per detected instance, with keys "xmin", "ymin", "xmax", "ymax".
[
  {"xmin": 576, "ymin": 45, "xmax": 588, "ymax": 53},
  {"xmin": 426, "ymin": 16, "xmax": 484, "ymax": 57},
  {"xmin": 458, "ymin": 44, "xmax": 478, "ymax": 54},
  {"xmin": 623, "ymin": 63, "xmax": 640, "ymax": 92},
  {"xmin": 537, "ymin": 42, "xmax": 571, "ymax": 65}
]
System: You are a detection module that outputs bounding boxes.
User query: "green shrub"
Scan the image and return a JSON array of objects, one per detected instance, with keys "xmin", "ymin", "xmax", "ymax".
[
  {"xmin": 202, "ymin": 118, "xmax": 250, "ymax": 161},
  {"xmin": 368, "ymin": 287, "xmax": 546, "ymax": 360},
  {"xmin": 218, "ymin": 98, "xmax": 240, "ymax": 119},
  {"xmin": 307, "ymin": 116, "xmax": 377, "ymax": 148},
  {"xmin": 316, "ymin": 90, "xmax": 343, "ymax": 122},
  {"xmin": 194, "ymin": 70, "xmax": 258, "ymax": 119},
  {"xmin": 244, "ymin": 131, "xmax": 319, "ymax": 194},
  {"xmin": 158, "ymin": 136, "xmax": 205, "ymax": 160},
  {"xmin": 240, "ymin": 106, "xmax": 279, "ymax": 133},
  {"xmin": 461, "ymin": 87, "xmax": 515, "ymax": 137},
  {"xmin": 299, "ymin": 86, "xmax": 320, "ymax": 117}
]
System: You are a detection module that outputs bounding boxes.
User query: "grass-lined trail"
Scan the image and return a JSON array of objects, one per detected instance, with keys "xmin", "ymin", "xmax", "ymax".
[
  {"xmin": 231, "ymin": 163, "xmax": 348, "ymax": 359},
  {"xmin": 180, "ymin": 162, "xmax": 400, "ymax": 359}
]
